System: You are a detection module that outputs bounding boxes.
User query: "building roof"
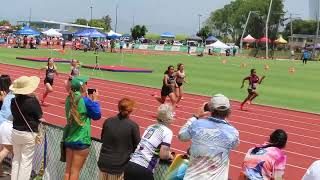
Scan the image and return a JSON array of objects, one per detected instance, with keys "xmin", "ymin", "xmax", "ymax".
[{"xmin": 17, "ymin": 20, "xmax": 104, "ymax": 30}]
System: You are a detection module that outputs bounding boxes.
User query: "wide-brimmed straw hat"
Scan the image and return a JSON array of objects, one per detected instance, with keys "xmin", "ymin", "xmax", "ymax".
[{"xmin": 9, "ymin": 76, "xmax": 40, "ymax": 95}]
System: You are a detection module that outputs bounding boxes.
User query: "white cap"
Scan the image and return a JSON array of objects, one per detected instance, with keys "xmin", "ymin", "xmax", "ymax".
[{"xmin": 210, "ymin": 94, "xmax": 230, "ymax": 111}]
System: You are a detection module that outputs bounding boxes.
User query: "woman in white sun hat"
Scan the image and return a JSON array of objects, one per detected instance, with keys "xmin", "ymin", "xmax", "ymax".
[{"xmin": 9, "ymin": 76, "xmax": 43, "ymax": 180}]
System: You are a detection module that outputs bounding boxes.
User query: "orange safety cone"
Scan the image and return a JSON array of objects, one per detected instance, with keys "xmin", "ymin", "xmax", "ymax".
[
  {"xmin": 222, "ymin": 59, "xmax": 227, "ymax": 64},
  {"xmin": 289, "ymin": 67, "xmax": 295, "ymax": 73}
]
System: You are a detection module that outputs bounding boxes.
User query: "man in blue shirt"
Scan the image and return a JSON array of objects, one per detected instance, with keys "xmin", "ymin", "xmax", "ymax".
[
  {"xmin": 178, "ymin": 94, "xmax": 239, "ymax": 180},
  {"xmin": 302, "ymin": 49, "xmax": 310, "ymax": 64}
]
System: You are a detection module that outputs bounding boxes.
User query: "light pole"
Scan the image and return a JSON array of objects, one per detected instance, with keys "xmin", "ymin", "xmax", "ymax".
[
  {"xmin": 89, "ymin": 0, "xmax": 93, "ymax": 27},
  {"xmin": 265, "ymin": 0, "xmax": 273, "ymax": 59},
  {"xmin": 198, "ymin": 14, "xmax": 202, "ymax": 33},
  {"xmin": 115, "ymin": 4, "xmax": 119, "ymax": 32},
  {"xmin": 240, "ymin": 11, "xmax": 259, "ymax": 53},
  {"xmin": 312, "ymin": 0, "xmax": 320, "ymax": 58},
  {"xmin": 28, "ymin": 8, "xmax": 32, "ymax": 26}
]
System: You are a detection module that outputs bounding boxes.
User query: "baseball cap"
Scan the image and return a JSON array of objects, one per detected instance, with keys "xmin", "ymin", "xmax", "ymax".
[
  {"xmin": 71, "ymin": 76, "xmax": 89, "ymax": 91},
  {"xmin": 210, "ymin": 94, "xmax": 230, "ymax": 111}
]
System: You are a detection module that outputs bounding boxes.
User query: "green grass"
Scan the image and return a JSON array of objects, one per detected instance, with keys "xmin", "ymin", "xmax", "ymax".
[{"xmin": 0, "ymin": 48, "xmax": 319, "ymax": 113}]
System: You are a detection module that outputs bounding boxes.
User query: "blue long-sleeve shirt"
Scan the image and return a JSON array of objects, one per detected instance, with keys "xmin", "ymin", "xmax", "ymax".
[
  {"xmin": 0, "ymin": 92, "xmax": 15, "ymax": 125},
  {"xmin": 83, "ymin": 96, "xmax": 101, "ymax": 120}
]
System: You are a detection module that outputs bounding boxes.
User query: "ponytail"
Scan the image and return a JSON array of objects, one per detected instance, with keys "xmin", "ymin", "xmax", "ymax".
[
  {"xmin": 251, "ymin": 129, "xmax": 287, "ymax": 155},
  {"xmin": 68, "ymin": 90, "xmax": 83, "ymax": 126}
]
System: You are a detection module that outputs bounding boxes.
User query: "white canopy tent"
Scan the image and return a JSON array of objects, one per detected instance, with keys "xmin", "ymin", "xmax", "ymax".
[
  {"xmin": 107, "ymin": 30, "xmax": 122, "ymax": 38},
  {"xmin": 42, "ymin": 29, "xmax": 62, "ymax": 37},
  {"xmin": 206, "ymin": 40, "xmax": 230, "ymax": 53}
]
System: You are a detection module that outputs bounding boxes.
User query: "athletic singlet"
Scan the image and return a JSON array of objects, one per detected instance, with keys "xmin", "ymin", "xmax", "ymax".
[
  {"xmin": 163, "ymin": 74, "xmax": 175, "ymax": 86},
  {"xmin": 70, "ymin": 66, "xmax": 80, "ymax": 77},
  {"xmin": 176, "ymin": 71, "xmax": 185, "ymax": 84},
  {"xmin": 46, "ymin": 66, "xmax": 56, "ymax": 80},
  {"xmin": 248, "ymin": 75, "xmax": 259, "ymax": 90}
]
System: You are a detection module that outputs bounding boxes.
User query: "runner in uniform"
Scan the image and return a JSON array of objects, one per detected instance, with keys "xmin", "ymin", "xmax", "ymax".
[
  {"xmin": 65, "ymin": 59, "xmax": 80, "ymax": 91},
  {"xmin": 153, "ymin": 65, "xmax": 177, "ymax": 108},
  {"xmin": 240, "ymin": 69, "xmax": 265, "ymax": 110},
  {"xmin": 40, "ymin": 58, "xmax": 58, "ymax": 105},
  {"xmin": 175, "ymin": 63, "xmax": 187, "ymax": 107}
]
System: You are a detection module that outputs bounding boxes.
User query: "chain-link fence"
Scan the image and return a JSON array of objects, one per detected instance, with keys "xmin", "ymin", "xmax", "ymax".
[{"xmin": 3, "ymin": 122, "xmax": 171, "ymax": 180}]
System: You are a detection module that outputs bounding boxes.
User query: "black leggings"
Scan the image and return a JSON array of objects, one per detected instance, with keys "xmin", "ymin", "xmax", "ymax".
[
  {"xmin": 303, "ymin": 58, "xmax": 308, "ymax": 64},
  {"xmin": 124, "ymin": 162, "xmax": 154, "ymax": 180}
]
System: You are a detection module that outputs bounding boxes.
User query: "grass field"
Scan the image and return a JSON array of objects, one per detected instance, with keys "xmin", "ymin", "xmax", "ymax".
[{"xmin": 0, "ymin": 47, "xmax": 319, "ymax": 113}]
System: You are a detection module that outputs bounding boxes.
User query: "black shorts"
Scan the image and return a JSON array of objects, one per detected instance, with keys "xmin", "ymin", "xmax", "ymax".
[
  {"xmin": 176, "ymin": 82, "xmax": 183, "ymax": 87},
  {"xmin": 161, "ymin": 86, "xmax": 173, "ymax": 97},
  {"xmin": 124, "ymin": 161, "xmax": 154, "ymax": 180},
  {"xmin": 247, "ymin": 89, "xmax": 256, "ymax": 94},
  {"xmin": 44, "ymin": 78, "xmax": 54, "ymax": 86},
  {"xmin": 64, "ymin": 142, "xmax": 90, "ymax": 150}
]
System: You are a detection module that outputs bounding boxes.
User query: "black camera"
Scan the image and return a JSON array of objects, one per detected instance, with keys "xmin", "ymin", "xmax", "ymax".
[
  {"xmin": 204, "ymin": 103, "xmax": 210, "ymax": 112},
  {"xmin": 87, "ymin": 88, "xmax": 96, "ymax": 95}
]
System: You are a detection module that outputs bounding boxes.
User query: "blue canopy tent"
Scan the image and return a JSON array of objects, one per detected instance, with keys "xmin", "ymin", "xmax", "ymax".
[
  {"xmin": 15, "ymin": 26, "xmax": 40, "ymax": 36},
  {"xmin": 74, "ymin": 28, "xmax": 106, "ymax": 38},
  {"xmin": 205, "ymin": 36, "xmax": 218, "ymax": 42},
  {"xmin": 205, "ymin": 36, "xmax": 218, "ymax": 45},
  {"xmin": 160, "ymin": 32, "xmax": 175, "ymax": 38}
]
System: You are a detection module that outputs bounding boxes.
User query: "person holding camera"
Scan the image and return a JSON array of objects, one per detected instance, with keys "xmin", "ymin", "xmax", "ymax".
[
  {"xmin": 178, "ymin": 94, "xmax": 239, "ymax": 180},
  {"xmin": 63, "ymin": 76, "xmax": 101, "ymax": 180}
]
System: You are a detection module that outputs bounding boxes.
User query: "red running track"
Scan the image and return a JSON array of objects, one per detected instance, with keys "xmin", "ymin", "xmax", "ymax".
[{"xmin": 1, "ymin": 63, "xmax": 319, "ymax": 180}]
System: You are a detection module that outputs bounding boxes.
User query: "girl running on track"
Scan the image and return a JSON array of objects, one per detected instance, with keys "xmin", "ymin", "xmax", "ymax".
[
  {"xmin": 40, "ymin": 58, "xmax": 58, "ymax": 105},
  {"xmin": 65, "ymin": 59, "xmax": 80, "ymax": 91},
  {"xmin": 175, "ymin": 63, "xmax": 187, "ymax": 107},
  {"xmin": 240, "ymin": 69, "xmax": 265, "ymax": 110},
  {"xmin": 153, "ymin": 65, "xmax": 177, "ymax": 108}
]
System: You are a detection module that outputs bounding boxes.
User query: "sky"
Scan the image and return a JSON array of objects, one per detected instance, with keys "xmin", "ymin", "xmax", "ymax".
[{"xmin": 0, "ymin": 0, "xmax": 310, "ymax": 34}]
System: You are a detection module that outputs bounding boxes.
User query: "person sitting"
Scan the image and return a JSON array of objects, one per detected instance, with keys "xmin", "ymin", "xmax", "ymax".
[{"xmin": 239, "ymin": 129, "xmax": 288, "ymax": 180}]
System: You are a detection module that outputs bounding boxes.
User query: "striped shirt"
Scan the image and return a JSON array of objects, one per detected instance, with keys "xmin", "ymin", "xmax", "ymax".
[{"xmin": 129, "ymin": 123, "xmax": 173, "ymax": 172}]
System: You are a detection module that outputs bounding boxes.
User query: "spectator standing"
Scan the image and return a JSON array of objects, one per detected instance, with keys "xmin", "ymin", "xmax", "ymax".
[
  {"xmin": 239, "ymin": 129, "xmax": 287, "ymax": 180},
  {"xmin": 178, "ymin": 94, "xmax": 239, "ymax": 180},
  {"xmin": 63, "ymin": 76, "xmax": 101, "ymax": 180},
  {"xmin": 0, "ymin": 75, "xmax": 14, "ymax": 177},
  {"xmin": 9, "ymin": 76, "xmax": 43, "ymax": 180},
  {"xmin": 302, "ymin": 49, "xmax": 310, "ymax": 64},
  {"xmin": 125, "ymin": 104, "xmax": 175, "ymax": 180},
  {"xmin": 98, "ymin": 98, "xmax": 140, "ymax": 180}
]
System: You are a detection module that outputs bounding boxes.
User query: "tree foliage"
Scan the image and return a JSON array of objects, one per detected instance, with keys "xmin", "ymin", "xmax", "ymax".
[
  {"xmin": 197, "ymin": 26, "xmax": 212, "ymax": 40},
  {"xmin": 0, "ymin": 20, "xmax": 10, "ymax": 26},
  {"xmin": 74, "ymin": 16, "xmax": 112, "ymax": 31},
  {"xmin": 205, "ymin": 0, "xmax": 284, "ymax": 43},
  {"xmin": 131, "ymin": 25, "xmax": 148, "ymax": 40},
  {"xmin": 283, "ymin": 20, "xmax": 318, "ymax": 39}
]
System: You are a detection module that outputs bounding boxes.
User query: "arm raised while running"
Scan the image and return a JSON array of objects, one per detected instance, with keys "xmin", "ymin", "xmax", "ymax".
[
  {"xmin": 241, "ymin": 76, "xmax": 250, "ymax": 88},
  {"xmin": 259, "ymin": 76, "xmax": 266, "ymax": 84}
]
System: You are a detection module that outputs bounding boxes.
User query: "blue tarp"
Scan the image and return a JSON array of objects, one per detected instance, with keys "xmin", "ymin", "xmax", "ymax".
[
  {"xmin": 160, "ymin": 32, "xmax": 175, "ymax": 38},
  {"xmin": 74, "ymin": 28, "xmax": 106, "ymax": 38},
  {"xmin": 15, "ymin": 26, "xmax": 40, "ymax": 36},
  {"xmin": 205, "ymin": 36, "xmax": 218, "ymax": 42}
]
